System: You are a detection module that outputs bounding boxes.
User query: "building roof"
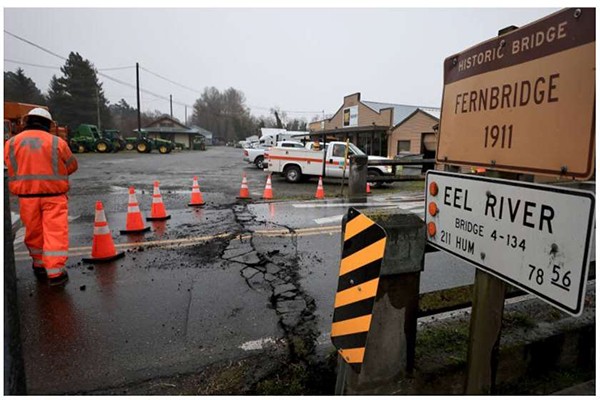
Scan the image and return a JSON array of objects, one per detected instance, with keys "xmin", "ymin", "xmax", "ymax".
[
  {"xmin": 260, "ymin": 128, "xmax": 287, "ymax": 137},
  {"xmin": 192, "ymin": 125, "xmax": 213, "ymax": 139},
  {"xmin": 141, "ymin": 116, "xmax": 202, "ymax": 135},
  {"xmin": 362, "ymin": 100, "xmax": 440, "ymax": 126}
]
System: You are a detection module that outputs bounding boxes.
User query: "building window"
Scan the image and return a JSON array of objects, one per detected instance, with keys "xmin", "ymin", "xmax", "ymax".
[{"xmin": 397, "ymin": 140, "xmax": 411, "ymax": 154}]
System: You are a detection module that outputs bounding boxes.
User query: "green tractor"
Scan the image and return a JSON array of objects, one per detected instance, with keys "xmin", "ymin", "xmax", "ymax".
[
  {"xmin": 126, "ymin": 130, "xmax": 174, "ymax": 154},
  {"xmin": 102, "ymin": 129, "xmax": 127, "ymax": 152},
  {"xmin": 70, "ymin": 124, "xmax": 113, "ymax": 153}
]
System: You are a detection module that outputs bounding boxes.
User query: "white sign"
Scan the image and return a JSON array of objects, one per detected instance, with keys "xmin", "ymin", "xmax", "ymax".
[
  {"xmin": 425, "ymin": 171, "xmax": 595, "ymax": 316},
  {"xmin": 342, "ymin": 106, "xmax": 358, "ymax": 127}
]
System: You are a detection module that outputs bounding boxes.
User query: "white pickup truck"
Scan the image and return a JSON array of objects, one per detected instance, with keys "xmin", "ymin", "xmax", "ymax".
[
  {"xmin": 266, "ymin": 141, "xmax": 393, "ymax": 185},
  {"xmin": 243, "ymin": 141, "xmax": 305, "ymax": 169}
]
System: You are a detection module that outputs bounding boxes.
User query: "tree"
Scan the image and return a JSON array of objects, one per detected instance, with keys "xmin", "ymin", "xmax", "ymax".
[
  {"xmin": 4, "ymin": 68, "xmax": 46, "ymax": 105},
  {"xmin": 191, "ymin": 87, "xmax": 258, "ymax": 142},
  {"xmin": 108, "ymin": 99, "xmax": 139, "ymax": 135},
  {"xmin": 47, "ymin": 52, "xmax": 112, "ymax": 130}
]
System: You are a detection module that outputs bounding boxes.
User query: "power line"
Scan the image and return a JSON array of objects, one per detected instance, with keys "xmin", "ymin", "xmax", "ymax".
[
  {"xmin": 4, "ymin": 30, "xmax": 192, "ymax": 108},
  {"xmin": 4, "ymin": 30, "xmax": 66, "ymax": 61},
  {"xmin": 139, "ymin": 65, "xmax": 326, "ymax": 115},
  {"xmin": 139, "ymin": 66, "xmax": 201, "ymax": 95},
  {"xmin": 5, "ymin": 29, "xmax": 326, "ymax": 118},
  {"xmin": 4, "ymin": 58, "xmax": 61, "ymax": 70}
]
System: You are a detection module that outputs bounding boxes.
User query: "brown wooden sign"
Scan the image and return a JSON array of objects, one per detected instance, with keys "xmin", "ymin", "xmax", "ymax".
[{"xmin": 437, "ymin": 8, "xmax": 595, "ymax": 179}]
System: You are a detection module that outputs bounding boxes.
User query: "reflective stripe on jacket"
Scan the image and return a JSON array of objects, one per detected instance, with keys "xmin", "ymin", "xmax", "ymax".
[{"xmin": 4, "ymin": 129, "xmax": 78, "ymax": 195}]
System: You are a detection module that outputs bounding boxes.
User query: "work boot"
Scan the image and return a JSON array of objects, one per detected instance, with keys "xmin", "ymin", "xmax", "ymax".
[
  {"xmin": 32, "ymin": 265, "xmax": 47, "ymax": 281},
  {"xmin": 47, "ymin": 271, "xmax": 69, "ymax": 287}
]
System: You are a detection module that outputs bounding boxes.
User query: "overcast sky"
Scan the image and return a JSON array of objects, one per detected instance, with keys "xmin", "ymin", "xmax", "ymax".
[{"xmin": 4, "ymin": 8, "xmax": 558, "ymax": 123}]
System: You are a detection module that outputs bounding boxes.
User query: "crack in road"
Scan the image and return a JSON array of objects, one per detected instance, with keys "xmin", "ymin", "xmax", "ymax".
[{"xmin": 221, "ymin": 203, "xmax": 318, "ymax": 364}]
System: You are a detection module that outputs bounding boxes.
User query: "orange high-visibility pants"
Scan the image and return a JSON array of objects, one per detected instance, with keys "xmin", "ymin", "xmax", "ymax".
[{"xmin": 19, "ymin": 194, "xmax": 69, "ymax": 278}]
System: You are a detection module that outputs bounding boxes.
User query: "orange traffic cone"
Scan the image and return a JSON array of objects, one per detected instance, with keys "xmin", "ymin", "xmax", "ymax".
[
  {"xmin": 262, "ymin": 174, "xmax": 274, "ymax": 200},
  {"xmin": 188, "ymin": 176, "xmax": 206, "ymax": 207},
  {"xmin": 236, "ymin": 173, "xmax": 252, "ymax": 200},
  {"xmin": 315, "ymin": 176, "xmax": 325, "ymax": 199},
  {"xmin": 147, "ymin": 181, "xmax": 171, "ymax": 221},
  {"xmin": 120, "ymin": 187, "xmax": 151, "ymax": 234},
  {"xmin": 82, "ymin": 201, "xmax": 125, "ymax": 263},
  {"xmin": 366, "ymin": 182, "xmax": 372, "ymax": 195}
]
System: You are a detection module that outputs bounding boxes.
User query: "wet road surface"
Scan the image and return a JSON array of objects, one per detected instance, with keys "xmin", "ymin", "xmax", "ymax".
[{"xmin": 10, "ymin": 146, "xmax": 475, "ymax": 394}]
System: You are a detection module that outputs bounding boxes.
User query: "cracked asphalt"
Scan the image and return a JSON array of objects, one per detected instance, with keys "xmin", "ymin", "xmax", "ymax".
[{"xmin": 10, "ymin": 146, "xmax": 476, "ymax": 394}]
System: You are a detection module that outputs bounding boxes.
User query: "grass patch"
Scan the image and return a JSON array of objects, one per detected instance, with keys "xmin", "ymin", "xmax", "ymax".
[
  {"xmin": 416, "ymin": 322, "xmax": 469, "ymax": 365},
  {"xmin": 197, "ymin": 360, "xmax": 248, "ymax": 395},
  {"xmin": 255, "ymin": 363, "xmax": 308, "ymax": 395},
  {"xmin": 495, "ymin": 367, "xmax": 594, "ymax": 395},
  {"xmin": 502, "ymin": 311, "xmax": 537, "ymax": 330}
]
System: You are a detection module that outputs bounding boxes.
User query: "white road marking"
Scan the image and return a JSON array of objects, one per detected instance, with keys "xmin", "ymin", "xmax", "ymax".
[
  {"xmin": 293, "ymin": 202, "xmax": 404, "ymax": 209},
  {"xmin": 68, "ymin": 215, "xmax": 80, "ymax": 222},
  {"xmin": 314, "ymin": 215, "xmax": 344, "ymax": 225},
  {"xmin": 14, "ymin": 227, "xmax": 25, "ymax": 245},
  {"xmin": 239, "ymin": 337, "xmax": 277, "ymax": 351}
]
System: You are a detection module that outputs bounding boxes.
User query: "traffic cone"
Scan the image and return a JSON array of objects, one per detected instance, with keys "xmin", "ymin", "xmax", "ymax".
[
  {"xmin": 366, "ymin": 182, "xmax": 372, "ymax": 195},
  {"xmin": 82, "ymin": 201, "xmax": 125, "ymax": 263},
  {"xmin": 120, "ymin": 187, "xmax": 151, "ymax": 234},
  {"xmin": 147, "ymin": 181, "xmax": 171, "ymax": 221},
  {"xmin": 315, "ymin": 176, "xmax": 325, "ymax": 199},
  {"xmin": 262, "ymin": 174, "xmax": 274, "ymax": 200},
  {"xmin": 188, "ymin": 176, "xmax": 206, "ymax": 207},
  {"xmin": 236, "ymin": 173, "xmax": 252, "ymax": 200}
]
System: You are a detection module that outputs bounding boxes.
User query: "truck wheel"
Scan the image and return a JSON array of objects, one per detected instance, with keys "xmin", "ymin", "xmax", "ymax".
[
  {"xmin": 255, "ymin": 156, "xmax": 265, "ymax": 169},
  {"xmin": 284, "ymin": 165, "xmax": 302, "ymax": 183},
  {"xmin": 367, "ymin": 169, "xmax": 384, "ymax": 188},
  {"xmin": 158, "ymin": 145, "xmax": 169, "ymax": 154},
  {"xmin": 125, "ymin": 143, "xmax": 134, "ymax": 151},
  {"xmin": 95, "ymin": 140, "xmax": 111, "ymax": 153},
  {"xmin": 136, "ymin": 141, "xmax": 149, "ymax": 153}
]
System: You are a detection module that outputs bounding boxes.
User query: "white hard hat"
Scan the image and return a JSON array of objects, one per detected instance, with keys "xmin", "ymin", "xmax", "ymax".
[{"xmin": 25, "ymin": 107, "xmax": 53, "ymax": 122}]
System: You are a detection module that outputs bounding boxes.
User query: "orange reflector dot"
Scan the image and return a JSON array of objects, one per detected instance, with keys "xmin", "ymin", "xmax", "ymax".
[
  {"xmin": 428, "ymin": 202, "xmax": 438, "ymax": 216},
  {"xmin": 427, "ymin": 222, "xmax": 436, "ymax": 237},
  {"xmin": 429, "ymin": 182, "xmax": 439, "ymax": 196}
]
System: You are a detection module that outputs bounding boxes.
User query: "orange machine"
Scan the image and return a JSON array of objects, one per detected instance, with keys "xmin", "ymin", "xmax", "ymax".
[{"xmin": 4, "ymin": 102, "xmax": 68, "ymax": 142}]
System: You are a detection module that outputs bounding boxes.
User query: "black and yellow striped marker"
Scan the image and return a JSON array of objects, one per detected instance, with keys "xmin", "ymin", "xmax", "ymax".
[{"xmin": 331, "ymin": 207, "xmax": 386, "ymax": 373}]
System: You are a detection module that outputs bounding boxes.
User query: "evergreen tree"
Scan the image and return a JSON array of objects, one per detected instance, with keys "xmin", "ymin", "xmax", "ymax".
[
  {"xmin": 47, "ymin": 52, "xmax": 112, "ymax": 130},
  {"xmin": 4, "ymin": 68, "xmax": 46, "ymax": 105}
]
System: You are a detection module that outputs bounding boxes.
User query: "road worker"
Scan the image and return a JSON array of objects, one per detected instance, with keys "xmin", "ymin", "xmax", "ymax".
[{"xmin": 4, "ymin": 108, "xmax": 78, "ymax": 286}]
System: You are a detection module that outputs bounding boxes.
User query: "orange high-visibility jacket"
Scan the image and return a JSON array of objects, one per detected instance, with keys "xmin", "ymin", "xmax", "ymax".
[{"xmin": 4, "ymin": 129, "xmax": 78, "ymax": 195}]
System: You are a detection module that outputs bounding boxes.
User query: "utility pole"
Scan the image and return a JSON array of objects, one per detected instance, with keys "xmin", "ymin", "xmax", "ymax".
[
  {"xmin": 136, "ymin": 62, "xmax": 141, "ymax": 134},
  {"xmin": 170, "ymin": 95, "xmax": 173, "ymax": 119},
  {"xmin": 185, "ymin": 105, "xmax": 187, "ymax": 126},
  {"xmin": 96, "ymin": 87, "xmax": 101, "ymax": 130}
]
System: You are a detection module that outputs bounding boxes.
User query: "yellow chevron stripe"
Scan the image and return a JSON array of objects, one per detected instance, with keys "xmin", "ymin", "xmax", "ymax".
[
  {"xmin": 344, "ymin": 213, "xmax": 374, "ymax": 241},
  {"xmin": 338, "ymin": 347, "xmax": 365, "ymax": 364},
  {"xmin": 339, "ymin": 238, "xmax": 385, "ymax": 276},
  {"xmin": 331, "ymin": 314, "xmax": 372, "ymax": 337},
  {"xmin": 334, "ymin": 278, "xmax": 379, "ymax": 308}
]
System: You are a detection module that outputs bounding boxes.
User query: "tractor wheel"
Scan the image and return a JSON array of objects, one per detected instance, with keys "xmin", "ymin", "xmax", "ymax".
[
  {"xmin": 158, "ymin": 145, "xmax": 169, "ymax": 154},
  {"xmin": 112, "ymin": 140, "xmax": 122, "ymax": 152},
  {"xmin": 77, "ymin": 144, "xmax": 87, "ymax": 154},
  {"xmin": 95, "ymin": 140, "xmax": 111, "ymax": 153},
  {"xmin": 125, "ymin": 142, "xmax": 135, "ymax": 151},
  {"xmin": 136, "ymin": 140, "xmax": 150, "ymax": 153}
]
